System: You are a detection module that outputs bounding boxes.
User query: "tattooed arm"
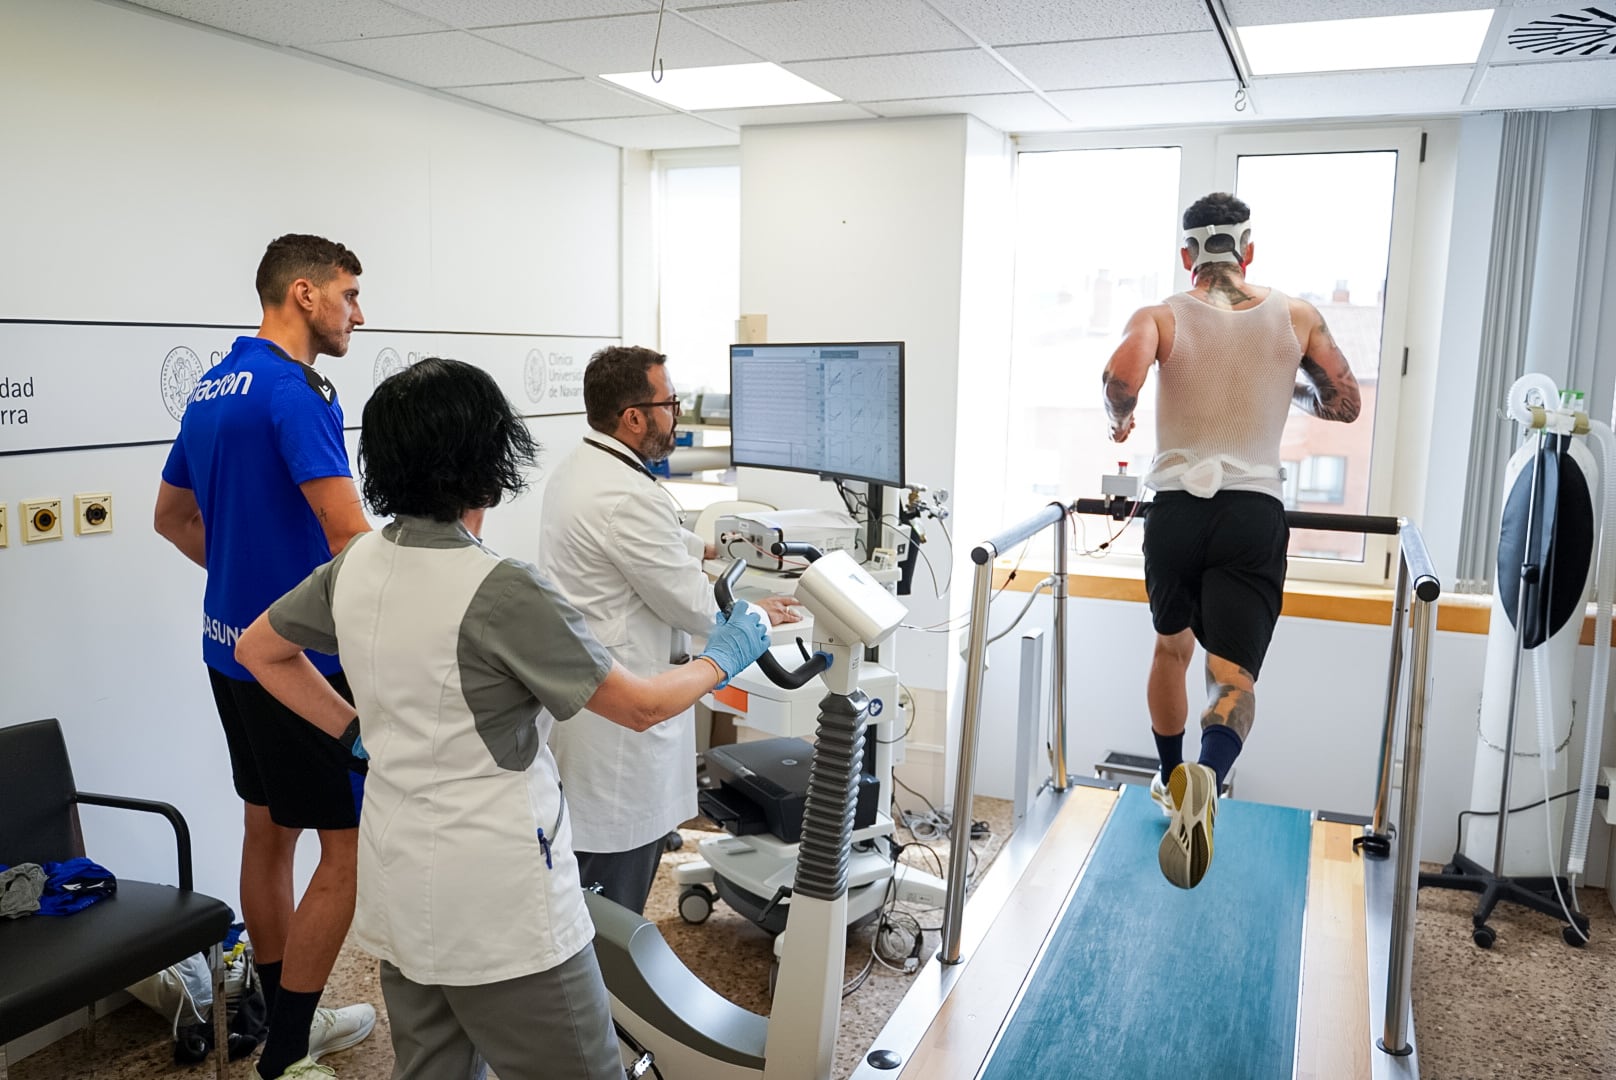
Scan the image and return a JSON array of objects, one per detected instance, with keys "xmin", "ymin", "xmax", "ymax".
[
  {"xmin": 299, "ymin": 476, "xmax": 371, "ymax": 556},
  {"xmin": 1291, "ymin": 301, "xmax": 1362, "ymax": 423},
  {"xmin": 1101, "ymin": 306, "xmax": 1163, "ymax": 443}
]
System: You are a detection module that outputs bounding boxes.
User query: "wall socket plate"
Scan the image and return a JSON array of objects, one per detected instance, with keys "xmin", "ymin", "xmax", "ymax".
[
  {"xmin": 74, "ymin": 492, "xmax": 114, "ymax": 535},
  {"xmin": 21, "ymin": 498, "xmax": 63, "ymax": 543},
  {"xmin": 0, "ymin": 503, "xmax": 8, "ymax": 548}
]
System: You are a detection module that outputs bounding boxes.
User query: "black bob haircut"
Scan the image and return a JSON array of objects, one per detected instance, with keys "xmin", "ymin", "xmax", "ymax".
[{"xmin": 359, "ymin": 357, "xmax": 537, "ymax": 523}]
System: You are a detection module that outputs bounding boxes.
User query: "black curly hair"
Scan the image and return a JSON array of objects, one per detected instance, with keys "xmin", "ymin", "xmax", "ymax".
[
  {"xmin": 1182, "ymin": 192, "xmax": 1252, "ymax": 269},
  {"xmin": 359, "ymin": 357, "xmax": 537, "ymax": 523}
]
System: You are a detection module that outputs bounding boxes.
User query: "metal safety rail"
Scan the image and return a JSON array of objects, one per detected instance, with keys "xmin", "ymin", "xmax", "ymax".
[
  {"xmin": 939, "ymin": 501, "xmax": 1073, "ymax": 966},
  {"xmin": 939, "ymin": 498, "xmax": 1441, "ymax": 1067}
]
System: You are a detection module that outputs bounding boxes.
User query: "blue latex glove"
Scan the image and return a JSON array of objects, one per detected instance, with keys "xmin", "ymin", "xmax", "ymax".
[{"xmin": 698, "ymin": 599, "xmax": 771, "ymax": 688}]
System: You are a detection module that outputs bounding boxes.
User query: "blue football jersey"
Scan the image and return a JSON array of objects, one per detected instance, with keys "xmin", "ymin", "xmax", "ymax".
[{"xmin": 162, "ymin": 336, "xmax": 351, "ymax": 680}]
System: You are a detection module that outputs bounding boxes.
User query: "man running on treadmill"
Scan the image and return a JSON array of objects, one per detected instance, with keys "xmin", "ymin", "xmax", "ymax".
[{"xmin": 1100, "ymin": 192, "xmax": 1361, "ymax": 889}]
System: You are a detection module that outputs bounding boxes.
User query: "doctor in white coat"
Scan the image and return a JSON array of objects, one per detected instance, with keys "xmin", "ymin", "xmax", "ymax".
[{"xmin": 539, "ymin": 345, "xmax": 802, "ymax": 913}]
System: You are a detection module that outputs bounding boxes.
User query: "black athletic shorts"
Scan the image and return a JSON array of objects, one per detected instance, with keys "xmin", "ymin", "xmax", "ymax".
[
  {"xmin": 1142, "ymin": 490, "xmax": 1288, "ymax": 678},
  {"xmin": 208, "ymin": 667, "xmax": 361, "ymax": 831}
]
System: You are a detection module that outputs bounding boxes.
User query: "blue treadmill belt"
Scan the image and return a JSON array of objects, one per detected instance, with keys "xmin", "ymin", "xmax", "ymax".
[{"xmin": 980, "ymin": 784, "xmax": 1313, "ymax": 1080}]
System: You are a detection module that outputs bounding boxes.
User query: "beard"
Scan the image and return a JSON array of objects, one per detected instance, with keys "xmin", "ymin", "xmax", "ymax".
[
  {"xmin": 640, "ymin": 425, "xmax": 677, "ymax": 463},
  {"xmin": 314, "ymin": 323, "xmax": 351, "ymax": 358}
]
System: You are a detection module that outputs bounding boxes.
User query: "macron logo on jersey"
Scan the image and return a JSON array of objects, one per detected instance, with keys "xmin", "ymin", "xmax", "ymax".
[
  {"xmin": 302, "ymin": 364, "xmax": 336, "ymax": 405},
  {"xmin": 189, "ymin": 370, "xmax": 254, "ymax": 404}
]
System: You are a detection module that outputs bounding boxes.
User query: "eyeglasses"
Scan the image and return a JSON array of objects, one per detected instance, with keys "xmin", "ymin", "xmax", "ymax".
[{"xmin": 622, "ymin": 398, "xmax": 682, "ymax": 419}]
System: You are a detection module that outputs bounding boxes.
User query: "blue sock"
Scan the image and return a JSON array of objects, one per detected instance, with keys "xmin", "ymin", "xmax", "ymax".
[
  {"xmin": 1152, "ymin": 730, "xmax": 1184, "ymax": 783},
  {"xmin": 1198, "ymin": 724, "xmax": 1243, "ymax": 788}
]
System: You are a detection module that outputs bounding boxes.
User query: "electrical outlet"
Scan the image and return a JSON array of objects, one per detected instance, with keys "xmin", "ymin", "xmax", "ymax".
[
  {"xmin": 0, "ymin": 503, "xmax": 8, "ymax": 548},
  {"xmin": 74, "ymin": 492, "xmax": 113, "ymax": 535},
  {"xmin": 21, "ymin": 498, "xmax": 63, "ymax": 543}
]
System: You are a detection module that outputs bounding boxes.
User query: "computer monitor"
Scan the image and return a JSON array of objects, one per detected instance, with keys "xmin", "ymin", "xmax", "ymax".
[{"xmin": 729, "ymin": 341, "xmax": 905, "ymax": 488}]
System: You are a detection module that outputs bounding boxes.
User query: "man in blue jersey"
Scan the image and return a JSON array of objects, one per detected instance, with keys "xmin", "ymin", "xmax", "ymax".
[{"xmin": 155, "ymin": 234, "xmax": 377, "ymax": 1080}]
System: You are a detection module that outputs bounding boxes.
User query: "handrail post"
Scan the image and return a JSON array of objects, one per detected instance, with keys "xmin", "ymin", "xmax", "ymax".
[
  {"xmin": 1050, "ymin": 503, "xmax": 1070, "ymax": 792},
  {"xmin": 940, "ymin": 558, "xmax": 996, "ymax": 964},
  {"xmin": 1380, "ymin": 592, "xmax": 1437, "ymax": 1056},
  {"xmin": 1370, "ymin": 550, "xmax": 1412, "ymax": 842}
]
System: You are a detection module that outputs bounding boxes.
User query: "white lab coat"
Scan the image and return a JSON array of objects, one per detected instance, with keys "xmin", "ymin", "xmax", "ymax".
[{"xmin": 539, "ymin": 431, "xmax": 719, "ymax": 853}]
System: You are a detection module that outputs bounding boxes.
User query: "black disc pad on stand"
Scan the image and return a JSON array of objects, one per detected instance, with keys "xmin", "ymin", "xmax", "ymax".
[{"xmin": 1497, "ymin": 440, "xmax": 1595, "ymax": 649}]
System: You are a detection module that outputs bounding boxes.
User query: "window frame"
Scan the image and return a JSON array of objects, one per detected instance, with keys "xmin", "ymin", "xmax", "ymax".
[{"xmin": 1009, "ymin": 122, "xmax": 1426, "ymax": 585}]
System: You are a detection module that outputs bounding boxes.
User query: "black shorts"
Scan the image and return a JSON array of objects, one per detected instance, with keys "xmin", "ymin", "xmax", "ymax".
[
  {"xmin": 208, "ymin": 667, "xmax": 360, "ymax": 831},
  {"xmin": 1142, "ymin": 490, "xmax": 1288, "ymax": 678}
]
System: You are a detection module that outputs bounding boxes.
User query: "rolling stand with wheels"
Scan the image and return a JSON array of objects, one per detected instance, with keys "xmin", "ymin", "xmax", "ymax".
[{"xmin": 1419, "ymin": 420, "xmax": 1593, "ymax": 948}]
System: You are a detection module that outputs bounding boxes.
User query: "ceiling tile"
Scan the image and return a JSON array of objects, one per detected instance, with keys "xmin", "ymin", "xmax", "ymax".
[
  {"xmin": 554, "ymin": 113, "xmax": 742, "ymax": 147},
  {"xmin": 785, "ymin": 49, "xmax": 1025, "ymax": 100},
  {"xmin": 124, "ymin": 0, "xmax": 445, "ymax": 45},
  {"xmin": 386, "ymin": 0, "xmax": 657, "ymax": 27},
  {"xmin": 1226, "ymin": 0, "xmax": 1495, "ymax": 27},
  {"xmin": 998, "ymin": 32, "xmax": 1231, "ymax": 91},
  {"xmin": 683, "ymin": 0, "xmax": 972, "ymax": 62},
  {"xmin": 1472, "ymin": 58, "xmax": 1616, "ymax": 108},
  {"xmin": 1250, "ymin": 67, "xmax": 1474, "ymax": 118},
  {"xmin": 866, "ymin": 92, "xmax": 1069, "ymax": 131},
  {"xmin": 1043, "ymin": 81, "xmax": 1248, "ymax": 128},
  {"xmin": 1492, "ymin": 4, "xmax": 1616, "ymax": 63},
  {"xmin": 449, "ymin": 78, "xmax": 670, "ymax": 119},
  {"xmin": 927, "ymin": 0, "xmax": 1212, "ymax": 45},
  {"xmin": 307, "ymin": 31, "xmax": 576, "ymax": 86},
  {"xmin": 480, "ymin": 11, "xmax": 760, "ymax": 74},
  {"xmin": 694, "ymin": 102, "xmax": 880, "ymax": 126}
]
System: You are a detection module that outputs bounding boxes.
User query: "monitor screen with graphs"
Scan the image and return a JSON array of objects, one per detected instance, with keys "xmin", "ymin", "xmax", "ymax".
[{"xmin": 729, "ymin": 342, "xmax": 905, "ymax": 488}]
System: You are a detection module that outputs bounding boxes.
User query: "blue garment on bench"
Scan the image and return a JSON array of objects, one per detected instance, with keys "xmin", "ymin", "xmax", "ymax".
[{"xmin": 37, "ymin": 857, "xmax": 118, "ymax": 915}]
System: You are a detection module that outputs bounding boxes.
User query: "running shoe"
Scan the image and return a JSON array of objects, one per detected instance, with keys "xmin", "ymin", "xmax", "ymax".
[
  {"xmin": 1157, "ymin": 762, "xmax": 1217, "ymax": 889},
  {"xmin": 307, "ymin": 1003, "xmax": 377, "ymax": 1061},
  {"xmin": 1149, "ymin": 772, "xmax": 1176, "ymax": 817},
  {"xmin": 258, "ymin": 1058, "xmax": 334, "ymax": 1080}
]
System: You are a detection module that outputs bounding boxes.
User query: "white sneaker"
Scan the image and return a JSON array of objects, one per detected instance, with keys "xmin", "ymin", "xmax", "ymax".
[
  {"xmin": 1149, "ymin": 773, "xmax": 1176, "ymax": 817},
  {"xmin": 307, "ymin": 1003, "xmax": 377, "ymax": 1061},
  {"xmin": 259, "ymin": 1058, "xmax": 335, "ymax": 1080},
  {"xmin": 1157, "ymin": 763, "xmax": 1217, "ymax": 890}
]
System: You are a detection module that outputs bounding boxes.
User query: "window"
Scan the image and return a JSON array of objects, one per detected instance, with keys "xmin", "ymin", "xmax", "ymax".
[
  {"xmin": 1297, "ymin": 455, "xmax": 1348, "ymax": 504},
  {"xmin": 1002, "ymin": 145, "xmax": 1184, "ymax": 559},
  {"xmin": 1229, "ymin": 146, "xmax": 1398, "ymax": 565},
  {"xmin": 655, "ymin": 153, "xmax": 740, "ymax": 395},
  {"xmin": 1005, "ymin": 126, "xmax": 1423, "ymax": 583}
]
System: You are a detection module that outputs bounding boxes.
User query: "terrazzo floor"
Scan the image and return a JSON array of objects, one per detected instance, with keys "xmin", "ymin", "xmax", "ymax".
[{"xmin": 10, "ymin": 797, "xmax": 1615, "ymax": 1079}]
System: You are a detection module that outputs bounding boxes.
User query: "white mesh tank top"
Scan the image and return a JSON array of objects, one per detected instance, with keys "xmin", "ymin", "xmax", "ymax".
[{"xmin": 1148, "ymin": 288, "xmax": 1301, "ymax": 500}]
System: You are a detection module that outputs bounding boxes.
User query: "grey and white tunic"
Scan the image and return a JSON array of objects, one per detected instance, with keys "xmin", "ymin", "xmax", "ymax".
[{"xmin": 268, "ymin": 515, "xmax": 612, "ymax": 987}]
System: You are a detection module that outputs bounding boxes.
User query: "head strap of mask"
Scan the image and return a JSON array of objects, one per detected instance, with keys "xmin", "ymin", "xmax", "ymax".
[{"xmin": 1184, "ymin": 219, "xmax": 1251, "ymax": 275}]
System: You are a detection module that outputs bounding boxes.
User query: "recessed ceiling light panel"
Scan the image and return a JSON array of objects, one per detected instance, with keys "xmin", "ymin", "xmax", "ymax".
[
  {"xmin": 602, "ymin": 62, "xmax": 839, "ymax": 111},
  {"xmin": 1237, "ymin": 9, "xmax": 1496, "ymax": 76}
]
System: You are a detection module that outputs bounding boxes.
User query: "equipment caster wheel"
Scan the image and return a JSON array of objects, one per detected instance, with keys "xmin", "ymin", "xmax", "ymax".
[
  {"xmin": 678, "ymin": 884, "xmax": 715, "ymax": 924},
  {"xmin": 1563, "ymin": 924, "xmax": 1588, "ymax": 948},
  {"xmin": 1472, "ymin": 925, "xmax": 1496, "ymax": 949},
  {"xmin": 664, "ymin": 830, "xmax": 685, "ymax": 852}
]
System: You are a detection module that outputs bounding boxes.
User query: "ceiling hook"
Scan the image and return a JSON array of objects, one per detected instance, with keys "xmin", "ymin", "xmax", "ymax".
[{"xmin": 651, "ymin": 0, "xmax": 668, "ymax": 83}]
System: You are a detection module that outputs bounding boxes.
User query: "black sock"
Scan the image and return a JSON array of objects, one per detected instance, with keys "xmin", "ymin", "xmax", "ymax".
[
  {"xmin": 257, "ymin": 987, "xmax": 321, "ymax": 1079},
  {"xmin": 257, "ymin": 960, "xmax": 282, "ymax": 1024},
  {"xmin": 1198, "ymin": 724, "xmax": 1243, "ymax": 789},
  {"xmin": 1152, "ymin": 730, "xmax": 1184, "ymax": 783}
]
